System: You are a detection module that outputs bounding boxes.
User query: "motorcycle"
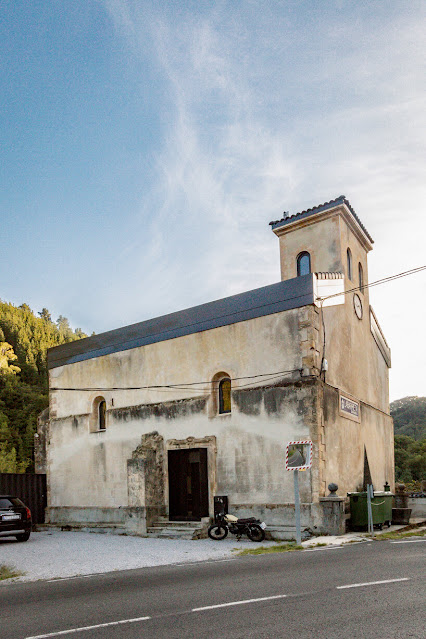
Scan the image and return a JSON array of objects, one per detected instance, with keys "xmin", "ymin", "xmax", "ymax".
[{"xmin": 208, "ymin": 512, "xmax": 266, "ymax": 542}]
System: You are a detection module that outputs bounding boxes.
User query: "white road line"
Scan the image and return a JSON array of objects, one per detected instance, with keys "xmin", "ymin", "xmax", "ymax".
[
  {"xmin": 304, "ymin": 546, "xmax": 344, "ymax": 552},
  {"xmin": 25, "ymin": 617, "xmax": 151, "ymax": 639},
  {"xmin": 192, "ymin": 594, "xmax": 287, "ymax": 612},
  {"xmin": 46, "ymin": 575, "xmax": 98, "ymax": 583},
  {"xmin": 173, "ymin": 558, "xmax": 235, "ymax": 567},
  {"xmin": 391, "ymin": 539, "xmax": 426, "ymax": 544},
  {"xmin": 337, "ymin": 577, "xmax": 410, "ymax": 590}
]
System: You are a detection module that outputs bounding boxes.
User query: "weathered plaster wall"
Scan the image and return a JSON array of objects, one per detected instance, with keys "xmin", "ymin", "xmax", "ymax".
[
  {"xmin": 35, "ymin": 407, "xmax": 49, "ymax": 474},
  {"xmin": 278, "ymin": 216, "xmax": 342, "ymax": 280},
  {"xmin": 47, "ymin": 308, "xmax": 319, "ymax": 519},
  {"xmin": 49, "ymin": 309, "xmax": 302, "ymax": 419},
  {"xmin": 322, "ymin": 385, "xmax": 394, "ymax": 495}
]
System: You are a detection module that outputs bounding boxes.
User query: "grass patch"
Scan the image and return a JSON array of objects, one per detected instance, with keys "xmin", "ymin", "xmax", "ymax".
[
  {"xmin": 236, "ymin": 543, "xmax": 303, "ymax": 556},
  {"xmin": 373, "ymin": 528, "xmax": 426, "ymax": 541},
  {"xmin": 0, "ymin": 565, "xmax": 23, "ymax": 581}
]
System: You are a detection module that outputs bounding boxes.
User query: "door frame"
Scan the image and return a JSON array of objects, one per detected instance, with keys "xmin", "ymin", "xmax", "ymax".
[{"xmin": 165, "ymin": 436, "xmax": 217, "ymax": 520}]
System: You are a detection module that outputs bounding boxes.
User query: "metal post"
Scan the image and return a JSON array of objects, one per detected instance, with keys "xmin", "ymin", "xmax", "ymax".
[
  {"xmin": 294, "ymin": 469, "xmax": 301, "ymax": 545},
  {"xmin": 367, "ymin": 484, "xmax": 374, "ymax": 536}
]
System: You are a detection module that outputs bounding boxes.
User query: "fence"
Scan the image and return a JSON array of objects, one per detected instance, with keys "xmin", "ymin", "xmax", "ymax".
[{"xmin": 0, "ymin": 473, "xmax": 47, "ymax": 525}]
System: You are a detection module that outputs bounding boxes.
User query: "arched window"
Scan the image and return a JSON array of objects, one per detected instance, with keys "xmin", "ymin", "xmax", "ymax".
[
  {"xmin": 296, "ymin": 252, "xmax": 311, "ymax": 277},
  {"xmin": 219, "ymin": 378, "xmax": 231, "ymax": 414},
  {"xmin": 98, "ymin": 400, "xmax": 106, "ymax": 430},
  {"xmin": 358, "ymin": 262, "xmax": 364, "ymax": 292},
  {"xmin": 347, "ymin": 248, "xmax": 353, "ymax": 280}
]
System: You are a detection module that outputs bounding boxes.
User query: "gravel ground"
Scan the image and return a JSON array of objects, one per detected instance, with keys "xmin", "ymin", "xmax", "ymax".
[
  {"xmin": 0, "ymin": 531, "xmax": 277, "ymax": 583},
  {"xmin": 3, "ymin": 524, "xmax": 421, "ymax": 584}
]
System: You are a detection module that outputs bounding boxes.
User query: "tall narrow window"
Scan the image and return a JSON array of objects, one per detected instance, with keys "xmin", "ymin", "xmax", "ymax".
[
  {"xmin": 358, "ymin": 262, "xmax": 364, "ymax": 292},
  {"xmin": 98, "ymin": 400, "xmax": 106, "ymax": 430},
  {"xmin": 219, "ymin": 378, "xmax": 231, "ymax": 414},
  {"xmin": 347, "ymin": 248, "xmax": 353, "ymax": 280},
  {"xmin": 296, "ymin": 252, "xmax": 311, "ymax": 277}
]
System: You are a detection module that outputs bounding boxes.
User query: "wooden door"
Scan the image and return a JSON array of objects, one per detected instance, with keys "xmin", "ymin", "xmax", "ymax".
[{"xmin": 168, "ymin": 449, "xmax": 209, "ymax": 521}]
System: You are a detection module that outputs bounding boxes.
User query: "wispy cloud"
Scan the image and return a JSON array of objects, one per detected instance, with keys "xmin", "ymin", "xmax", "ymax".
[{"xmin": 103, "ymin": 1, "xmax": 426, "ymax": 399}]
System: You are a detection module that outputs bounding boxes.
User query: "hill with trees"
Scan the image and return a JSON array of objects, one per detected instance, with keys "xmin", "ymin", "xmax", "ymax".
[
  {"xmin": 0, "ymin": 301, "xmax": 87, "ymax": 473},
  {"xmin": 390, "ymin": 397, "xmax": 426, "ymax": 484},
  {"xmin": 390, "ymin": 396, "xmax": 426, "ymax": 440}
]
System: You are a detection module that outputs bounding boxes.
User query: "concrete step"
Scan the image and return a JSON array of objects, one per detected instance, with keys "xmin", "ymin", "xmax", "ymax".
[
  {"xmin": 154, "ymin": 519, "xmax": 204, "ymax": 528},
  {"xmin": 147, "ymin": 520, "xmax": 207, "ymax": 539},
  {"xmin": 36, "ymin": 523, "xmax": 127, "ymax": 535}
]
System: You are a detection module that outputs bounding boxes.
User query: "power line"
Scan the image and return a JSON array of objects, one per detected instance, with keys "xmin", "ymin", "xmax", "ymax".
[
  {"xmin": 50, "ymin": 368, "xmax": 302, "ymax": 392},
  {"xmin": 317, "ymin": 265, "xmax": 426, "ymax": 302},
  {"xmin": 50, "ymin": 264, "xmax": 425, "ymax": 393}
]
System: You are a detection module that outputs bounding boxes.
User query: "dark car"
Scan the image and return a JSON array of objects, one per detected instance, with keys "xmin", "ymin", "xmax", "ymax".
[{"xmin": 0, "ymin": 495, "xmax": 32, "ymax": 542}]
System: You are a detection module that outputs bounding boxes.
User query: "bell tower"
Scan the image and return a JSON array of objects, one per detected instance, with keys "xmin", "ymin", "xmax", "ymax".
[{"xmin": 269, "ymin": 195, "xmax": 373, "ymax": 289}]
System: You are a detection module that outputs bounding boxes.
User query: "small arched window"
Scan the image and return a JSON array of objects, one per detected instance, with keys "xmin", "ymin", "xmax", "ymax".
[
  {"xmin": 98, "ymin": 400, "xmax": 106, "ymax": 430},
  {"xmin": 297, "ymin": 252, "xmax": 311, "ymax": 277},
  {"xmin": 358, "ymin": 262, "xmax": 364, "ymax": 292},
  {"xmin": 219, "ymin": 378, "xmax": 231, "ymax": 414},
  {"xmin": 347, "ymin": 248, "xmax": 353, "ymax": 280}
]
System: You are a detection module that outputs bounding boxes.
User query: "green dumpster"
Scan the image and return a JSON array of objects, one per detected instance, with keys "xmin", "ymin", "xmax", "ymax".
[
  {"xmin": 348, "ymin": 492, "xmax": 387, "ymax": 531},
  {"xmin": 375, "ymin": 491, "xmax": 394, "ymax": 527}
]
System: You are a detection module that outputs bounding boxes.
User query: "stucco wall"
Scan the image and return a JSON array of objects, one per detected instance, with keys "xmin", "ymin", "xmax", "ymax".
[
  {"xmin": 47, "ymin": 308, "xmax": 318, "ymax": 518},
  {"xmin": 278, "ymin": 216, "xmax": 343, "ymax": 280},
  {"xmin": 322, "ymin": 385, "xmax": 394, "ymax": 495}
]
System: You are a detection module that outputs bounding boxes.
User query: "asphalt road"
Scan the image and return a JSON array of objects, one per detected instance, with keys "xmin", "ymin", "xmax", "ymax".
[{"xmin": 1, "ymin": 538, "xmax": 425, "ymax": 639}]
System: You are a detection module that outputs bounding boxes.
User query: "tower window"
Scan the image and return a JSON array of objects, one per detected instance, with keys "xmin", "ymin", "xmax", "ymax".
[
  {"xmin": 358, "ymin": 263, "xmax": 364, "ymax": 292},
  {"xmin": 219, "ymin": 378, "xmax": 231, "ymax": 414},
  {"xmin": 297, "ymin": 252, "xmax": 311, "ymax": 277},
  {"xmin": 347, "ymin": 248, "xmax": 353, "ymax": 280}
]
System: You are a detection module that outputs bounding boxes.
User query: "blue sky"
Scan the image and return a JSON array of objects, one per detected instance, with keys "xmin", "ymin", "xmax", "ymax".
[{"xmin": 1, "ymin": 0, "xmax": 425, "ymax": 400}]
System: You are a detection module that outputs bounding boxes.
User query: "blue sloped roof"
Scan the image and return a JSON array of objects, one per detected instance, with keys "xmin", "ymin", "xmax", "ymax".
[
  {"xmin": 47, "ymin": 274, "xmax": 314, "ymax": 369},
  {"xmin": 269, "ymin": 195, "xmax": 373, "ymax": 243}
]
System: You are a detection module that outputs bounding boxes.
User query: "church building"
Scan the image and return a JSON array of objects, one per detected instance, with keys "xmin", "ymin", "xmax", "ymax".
[{"xmin": 39, "ymin": 196, "xmax": 394, "ymax": 539}]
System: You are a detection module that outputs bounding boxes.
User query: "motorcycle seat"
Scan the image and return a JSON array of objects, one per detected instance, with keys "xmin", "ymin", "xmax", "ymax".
[{"xmin": 237, "ymin": 517, "xmax": 258, "ymax": 524}]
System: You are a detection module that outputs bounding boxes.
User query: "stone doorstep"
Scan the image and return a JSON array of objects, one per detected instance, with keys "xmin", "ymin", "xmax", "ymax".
[
  {"xmin": 36, "ymin": 523, "xmax": 127, "ymax": 535},
  {"xmin": 152, "ymin": 520, "xmax": 204, "ymax": 528},
  {"xmin": 147, "ymin": 519, "xmax": 207, "ymax": 540}
]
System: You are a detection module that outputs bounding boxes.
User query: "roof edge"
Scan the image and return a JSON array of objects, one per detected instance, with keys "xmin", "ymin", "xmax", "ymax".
[{"xmin": 269, "ymin": 195, "xmax": 374, "ymax": 245}]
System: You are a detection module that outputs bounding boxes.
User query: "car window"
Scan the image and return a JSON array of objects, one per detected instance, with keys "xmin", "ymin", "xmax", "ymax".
[{"xmin": 0, "ymin": 497, "xmax": 24, "ymax": 508}]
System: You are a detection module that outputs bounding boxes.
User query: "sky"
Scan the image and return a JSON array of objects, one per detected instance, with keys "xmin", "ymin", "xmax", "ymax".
[{"xmin": 1, "ymin": 0, "xmax": 425, "ymax": 401}]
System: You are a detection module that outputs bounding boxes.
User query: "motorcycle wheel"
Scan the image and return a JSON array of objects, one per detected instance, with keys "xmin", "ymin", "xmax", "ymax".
[
  {"xmin": 208, "ymin": 524, "xmax": 228, "ymax": 540},
  {"xmin": 247, "ymin": 524, "xmax": 265, "ymax": 542}
]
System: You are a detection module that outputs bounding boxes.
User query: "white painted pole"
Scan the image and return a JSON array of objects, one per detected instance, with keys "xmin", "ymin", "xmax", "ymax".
[{"xmin": 294, "ymin": 469, "xmax": 301, "ymax": 545}]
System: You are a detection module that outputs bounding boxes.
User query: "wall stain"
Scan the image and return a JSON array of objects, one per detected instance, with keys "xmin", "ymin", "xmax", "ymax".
[
  {"xmin": 232, "ymin": 379, "xmax": 318, "ymax": 416},
  {"xmin": 111, "ymin": 396, "xmax": 208, "ymax": 422}
]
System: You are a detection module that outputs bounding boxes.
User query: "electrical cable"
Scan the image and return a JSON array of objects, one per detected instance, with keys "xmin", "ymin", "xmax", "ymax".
[
  {"xmin": 316, "ymin": 265, "xmax": 426, "ymax": 302},
  {"xmin": 50, "ymin": 264, "xmax": 425, "ymax": 393},
  {"xmin": 50, "ymin": 368, "xmax": 302, "ymax": 392}
]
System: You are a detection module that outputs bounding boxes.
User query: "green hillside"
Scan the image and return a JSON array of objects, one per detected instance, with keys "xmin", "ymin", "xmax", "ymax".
[
  {"xmin": 391, "ymin": 396, "xmax": 426, "ymax": 440},
  {"xmin": 0, "ymin": 301, "xmax": 87, "ymax": 472}
]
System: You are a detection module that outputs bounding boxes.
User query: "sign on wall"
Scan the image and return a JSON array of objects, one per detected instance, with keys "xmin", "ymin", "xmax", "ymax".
[
  {"xmin": 285, "ymin": 440, "xmax": 313, "ymax": 471},
  {"xmin": 339, "ymin": 392, "xmax": 361, "ymax": 423}
]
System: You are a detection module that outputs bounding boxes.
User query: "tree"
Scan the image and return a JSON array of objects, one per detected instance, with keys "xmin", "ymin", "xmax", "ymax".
[
  {"xmin": 0, "ymin": 299, "xmax": 88, "ymax": 471},
  {"xmin": 38, "ymin": 308, "xmax": 52, "ymax": 323},
  {"xmin": 394, "ymin": 435, "xmax": 426, "ymax": 482},
  {"xmin": 391, "ymin": 396, "xmax": 426, "ymax": 440},
  {"xmin": 0, "ymin": 342, "xmax": 20, "ymax": 375}
]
